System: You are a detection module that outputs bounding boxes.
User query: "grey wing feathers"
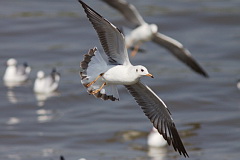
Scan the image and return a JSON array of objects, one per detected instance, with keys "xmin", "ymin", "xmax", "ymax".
[
  {"xmin": 101, "ymin": 0, "xmax": 145, "ymax": 26},
  {"xmin": 80, "ymin": 47, "xmax": 97, "ymax": 80},
  {"xmin": 152, "ymin": 32, "xmax": 208, "ymax": 78},
  {"xmin": 79, "ymin": 0, "xmax": 130, "ymax": 65},
  {"xmin": 125, "ymin": 81, "xmax": 189, "ymax": 157},
  {"xmin": 16, "ymin": 66, "xmax": 26, "ymax": 75},
  {"xmin": 80, "ymin": 48, "xmax": 119, "ymax": 101}
]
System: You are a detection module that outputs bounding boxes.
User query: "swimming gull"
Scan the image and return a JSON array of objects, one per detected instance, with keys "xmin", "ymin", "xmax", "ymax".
[
  {"xmin": 102, "ymin": 0, "xmax": 208, "ymax": 78},
  {"xmin": 33, "ymin": 68, "xmax": 60, "ymax": 94},
  {"xmin": 148, "ymin": 127, "xmax": 167, "ymax": 148},
  {"xmin": 78, "ymin": 0, "xmax": 188, "ymax": 157},
  {"xmin": 3, "ymin": 58, "xmax": 31, "ymax": 83}
]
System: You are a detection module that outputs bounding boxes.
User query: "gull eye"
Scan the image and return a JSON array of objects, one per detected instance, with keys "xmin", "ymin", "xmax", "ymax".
[
  {"xmin": 141, "ymin": 69, "xmax": 144, "ymax": 72},
  {"xmin": 136, "ymin": 69, "xmax": 138, "ymax": 72}
]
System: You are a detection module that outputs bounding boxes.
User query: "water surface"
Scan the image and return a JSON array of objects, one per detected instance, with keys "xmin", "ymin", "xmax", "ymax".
[{"xmin": 0, "ymin": 0, "xmax": 240, "ymax": 160}]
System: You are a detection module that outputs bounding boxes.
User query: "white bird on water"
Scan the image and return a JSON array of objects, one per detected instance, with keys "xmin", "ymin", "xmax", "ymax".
[
  {"xmin": 3, "ymin": 58, "xmax": 31, "ymax": 83},
  {"xmin": 78, "ymin": 0, "xmax": 188, "ymax": 157},
  {"xmin": 148, "ymin": 127, "xmax": 167, "ymax": 148},
  {"xmin": 101, "ymin": 0, "xmax": 208, "ymax": 78},
  {"xmin": 33, "ymin": 69, "xmax": 60, "ymax": 94}
]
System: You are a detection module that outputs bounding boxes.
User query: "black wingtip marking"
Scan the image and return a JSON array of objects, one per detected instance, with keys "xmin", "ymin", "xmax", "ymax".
[
  {"xmin": 23, "ymin": 62, "xmax": 28, "ymax": 67},
  {"xmin": 190, "ymin": 58, "xmax": 209, "ymax": 78},
  {"xmin": 94, "ymin": 92, "xmax": 118, "ymax": 101},
  {"xmin": 202, "ymin": 70, "xmax": 209, "ymax": 78},
  {"xmin": 78, "ymin": 0, "xmax": 124, "ymax": 35},
  {"xmin": 60, "ymin": 155, "xmax": 65, "ymax": 160},
  {"xmin": 79, "ymin": 0, "xmax": 103, "ymax": 20},
  {"xmin": 80, "ymin": 47, "xmax": 97, "ymax": 80},
  {"xmin": 125, "ymin": 83, "xmax": 189, "ymax": 157},
  {"xmin": 79, "ymin": 47, "xmax": 119, "ymax": 101}
]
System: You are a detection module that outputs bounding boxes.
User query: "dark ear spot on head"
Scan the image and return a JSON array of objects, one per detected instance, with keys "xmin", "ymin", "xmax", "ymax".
[
  {"xmin": 136, "ymin": 69, "xmax": 138, "ymax": 72},
  {"xmin": 141, "ymin": 69, "xmax": 144, "ymax": 72}
]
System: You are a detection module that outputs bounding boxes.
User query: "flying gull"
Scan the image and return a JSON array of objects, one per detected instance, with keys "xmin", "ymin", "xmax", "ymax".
[
  {"xmin": 78, "ymin": 0, "xmax": 188, "ymax": 157},
  {"xmin": 102, "ymin": 0, "xmax": 208, "ymax": 78}
]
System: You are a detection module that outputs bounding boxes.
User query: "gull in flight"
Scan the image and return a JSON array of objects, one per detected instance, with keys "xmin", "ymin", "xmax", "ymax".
[
  {"xmin": 78, "ymin": 0, "xmax": 188, "ymax": 157},
  {"xmin": 102, "ymin": 0, "xmax": 208, "ymax": 78},
  {"xmin": 33, "ymin": 68, "xmax": 60, "ymax": 94},
  {"xmin": 3, "ymin": 58, "xmax": 31, "ymax": 83}
]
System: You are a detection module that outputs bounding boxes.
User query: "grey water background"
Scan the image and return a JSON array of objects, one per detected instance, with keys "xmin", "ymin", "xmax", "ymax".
[{"xmin": 0, "ymin": 0, "xmax": 240, "ymax": 160}]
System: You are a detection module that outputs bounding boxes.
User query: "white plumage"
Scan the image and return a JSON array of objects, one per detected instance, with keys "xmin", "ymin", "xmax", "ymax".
[
  {"xmin": 3, "ymin": 58, "xmax": 31, "ymax": 83},
  {"xmin": 125, "ymin": 23, "xmax": 158, "ymax": 48},
  {"xmin": 102, "ymin": 0, "xmax": 208, "ymax": 78},
  {"xmin": 237, "ymin": 80, "xmax": 240, "ymax": 90},
  {"xmin": 33, "ymin": 69, "xmax": 60, "ymax": 94},
  {"xmin": 78, "ymin": 1, "xmax": 188, "ymax": 157},
  {"xmin": 148, "ymin": 127, "xmax": 167, "ymax": 148}
]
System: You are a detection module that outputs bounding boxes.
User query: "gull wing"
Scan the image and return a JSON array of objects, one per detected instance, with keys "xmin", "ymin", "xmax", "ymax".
[
  {"xmin": 79, "ymin": 0, "xmax": 130, "ymax": 65},
  {"xmin": 102, "ymin": 0, "xmax": 146, "ymax": 26},
  {"xmin": 152, "ymin": 32, "xmax": 208, "ymax": 78},
  {"xmin": 16, "ymin": 63, "xmax": 30, "ymax": 76},
  {"xmin": 125, "ymin": 81, "xmax": 189, "ymax": 157},
  {"xmin": 16, "ymin": 65, "xmax": 27, "ymax": 76}
]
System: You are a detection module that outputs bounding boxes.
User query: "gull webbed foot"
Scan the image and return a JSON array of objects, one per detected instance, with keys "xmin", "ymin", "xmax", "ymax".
[{"xmin": 86, "ymin": 73, "xmax": 104, "ymax": 87}]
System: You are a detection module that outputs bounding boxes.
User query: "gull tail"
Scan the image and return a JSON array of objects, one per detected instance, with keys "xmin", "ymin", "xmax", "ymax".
[
  {"xmin": 80, "ymin": 47, "xmax": 119, "ymax": 101},
  {"xmin": 51, "ymin": 68, "xmax": 61, "ymax": 83}
]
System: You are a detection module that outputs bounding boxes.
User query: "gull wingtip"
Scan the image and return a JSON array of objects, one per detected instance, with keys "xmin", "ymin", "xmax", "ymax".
[
  {"xmin": 78, "ymin": 0, "xmax": 86, "ymax": 7},
  {"xmin": 199, "ymin": 69, "xmax": 209, "ymax": 78}
]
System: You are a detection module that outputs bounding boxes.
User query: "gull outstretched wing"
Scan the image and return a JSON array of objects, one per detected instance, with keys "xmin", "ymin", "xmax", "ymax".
[
  {"xmin": 79, "ymin": 0, "xmax": 130, "ymax": 65},
  {"xmin": 152, "ymin": 32, "xmax": 208, "ymax": 77},
  {"xmin": 125, "ymin": 81, "xmax": 189, "ymax": 157},
  {"xmin": 102, "ymin": 0, "xmax": 145, "ymax": 26}
]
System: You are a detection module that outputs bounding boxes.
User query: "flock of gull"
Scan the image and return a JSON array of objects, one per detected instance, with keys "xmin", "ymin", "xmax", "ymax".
[
  {"xmin": 6, "ymin": 0, "xmax": 231, "ymax": 158},
  {"xmin": 3, "ymin": 58, "xmax": 60, "ymax": 94}
]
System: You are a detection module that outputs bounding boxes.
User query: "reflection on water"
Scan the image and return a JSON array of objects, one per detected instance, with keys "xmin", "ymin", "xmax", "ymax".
[
  {"xmin": 35, "ymin": 91, "xmax": 60, "ymax": 107},
  {"xmin": 182, "ymin": 122, "xmax": 201, "ymax": 138},
  {"xmin": 148, "ymin": 147, "xmax": 167, "ymax": 160},
  {"xmin": 6, "ymin": 90, "xmax": 18, "ymax": 104},
  {"xmin": 36, "ymin": 109, "xmax": 54, "ymax": 123},
  {"xmin": 4, "ymin": 81, "xmax": 29, "ymax": 89},
  {"xmin": 6, "ymin": 117, "xmax": 21, "ymax": 125},
  {"xmin": 106, "ymin": 130, "xmax": 147, "ymax": 143},
  {"xmin": 120, "ymin": 130, "xmax": 147, "ymax": 141},
  {"xmin": 5, "ymin": 81, "xmax": 31, "ymax": 104},
  {"xmin": 7, "ymin": 154, "xmax": 21, "ymax": 160},
  {"xmin": 42, "ymin": 148, "xmax": 54, "ymax": 157}
]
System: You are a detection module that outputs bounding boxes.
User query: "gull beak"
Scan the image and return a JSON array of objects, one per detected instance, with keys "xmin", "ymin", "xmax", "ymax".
[{"xmin": 146, "ymin": 73, "xmax": 154, "ymax": 78}]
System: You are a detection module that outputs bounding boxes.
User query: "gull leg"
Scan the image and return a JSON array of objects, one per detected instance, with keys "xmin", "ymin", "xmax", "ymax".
[
  {"xmin": 91, "ymin": 82, "xmax": 106, "ymax": 95},
  {"xmin": 131, "ymin": 42, "xmax": 142, "ymax": 57},
  {"xmin": 86, "ymin": 73, "xmax": 104, "ymax": 88}
]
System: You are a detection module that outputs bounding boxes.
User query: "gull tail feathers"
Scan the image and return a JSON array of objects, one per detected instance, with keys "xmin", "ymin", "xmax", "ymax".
[
  {"xmin": 80, "ymin": 47, "xmax": 119, "ymax": 101},
  {"xmin": 94, "ymin": 83, "xmax": 119, "ymax": 101},
  {"xmin": 80, "ymin": 47, "xmax": 107, "ymax": 83}
]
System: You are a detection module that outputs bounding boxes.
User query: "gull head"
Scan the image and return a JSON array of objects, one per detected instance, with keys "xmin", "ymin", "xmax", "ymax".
[
  {"xmin": 150, "ymin": 24, "xmax": 158, "ymax": 34},
  {"xmin": 7, "ymin": 58, "xmax": 17, "ymax": 66},
  {"xmin": 134, "ymin": 65, "xmax": 154, "ymax": 78},
  {"xmin": 37, "ymin": 71, "xmax": 45, "ymax": 79}
]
